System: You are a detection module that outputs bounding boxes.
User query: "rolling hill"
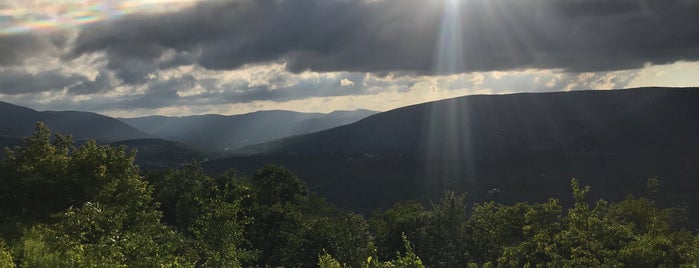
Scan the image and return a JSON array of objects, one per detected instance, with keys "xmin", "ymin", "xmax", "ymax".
[
  {"xmin": 0, "ymin": 102, "xmax": 205, "ymax": 167},
  {"xmin": 206, "ymin": 87, "xmax": 699, "ymax": 220},
  {"xmin": 0, "ymin": 101, "xmax": 376, "ymax": 167},
  {"xmin": 0, "ymin": 101, "xmax": 147, "ymax": 142},
  {"xmin": 120, "ymin": 109, "xmax": 377, "ymax": 151},
  {"xmin": 109, "ymin": 138, "xmax": 206, "ymax": 168}
]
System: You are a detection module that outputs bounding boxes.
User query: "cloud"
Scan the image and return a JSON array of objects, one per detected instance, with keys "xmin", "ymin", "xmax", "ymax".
[
  {"xmin": 0, "ymin": 32, "xmax": 66, "ymax": 66},
  {"xmin": 340, "ymin": 78, "xmax": 355, "ymax": 87},
  {"xmin": 67, "ymin": 70, "xmax": 116, "ymax": 95},
  {"xmin": 17, "ymin": 66, "xmax": 370, "ymax": 111},
  {"xmin": 0, "ymin": 69, "xmax": 85, "ymax": 95},
  {"xmin": 65, "ymin": 0, "xmax": 699, "ymax": 75},
  {"xmin": 2, "ymin": 0, "xmax": 696, "ymax": 116},
  {"xmin": 0, "ymin": 65, "xmax": 120, "ymax": 97}
]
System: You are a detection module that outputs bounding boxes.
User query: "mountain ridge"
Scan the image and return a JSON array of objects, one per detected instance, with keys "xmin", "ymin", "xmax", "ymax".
[
  {"xmin": 0, "ymin": 101, "xmax": 147, "ymax": 142},
  {"xmin": 120, "ymin": 109, "xmax": 378, "ymax": 151},
  {"xmin": 207, "ymin": 87, "xmax": 699, "ymax": 220}
]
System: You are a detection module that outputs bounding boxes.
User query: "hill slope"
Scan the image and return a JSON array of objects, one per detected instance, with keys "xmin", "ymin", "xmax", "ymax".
[
  {"xmin": 244, "ymin": 87, "xmax": 697, "ymax": 157},
  {"xmin": 0, "ymin": 102, "xmax": 147, "ymax": 142},
  {"xmin": 120, "ymin": 109, "xmax": 376, "ymax": 151},
  {"xmin": 109, "ymin": 138, "xmax": 206, "ymax": 168},
  {"xmin": 208, "ymin": 87, "xmax": 699, "ymax": 218}
]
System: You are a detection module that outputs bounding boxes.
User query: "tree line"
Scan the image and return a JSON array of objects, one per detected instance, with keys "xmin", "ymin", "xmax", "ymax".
[{"xmin": 1, "ymin": 123, "xmax": 698, "ymax": 267}]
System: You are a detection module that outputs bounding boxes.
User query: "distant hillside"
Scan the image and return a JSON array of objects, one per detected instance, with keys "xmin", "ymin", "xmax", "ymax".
[
  {"xmin": 0, "ymin": 101, "xmax": 147, "ymax": 142},
  {"xmin": 207, "ymin": 87, "xmax": 699, "ymax": 220},
  {"xmin": 242, "ymin": 87, "xmax": 698, "ymax": 157},
  {"xmin": 110, "ymin": 139, "xmax": 206, "ymax": 168},
  {"xmin": 0, "ymin": 135, "xmax": 23, "ymax": 150},
  {"xmin": 120, "ymin": 109, "xmax": 376, "ymax": 151}
]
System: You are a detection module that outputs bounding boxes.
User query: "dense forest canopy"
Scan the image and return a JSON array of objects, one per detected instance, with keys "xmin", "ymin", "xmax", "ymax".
[{"xmin": 1, "ymin": 123, "xmax": 698, "ymax": 267}]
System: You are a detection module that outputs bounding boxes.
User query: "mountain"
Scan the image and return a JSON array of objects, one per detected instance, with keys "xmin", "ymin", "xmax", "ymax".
[
  {"xmin": 206, "ymin": 87, "xmax": 699, "ymax": 220},
  {"xmin": 0, "ymin": 101, "xmax": 375, "ymax": 167},
  {"xmin": 241, "ymin": 87, "xmax": 698, "ymax": 157},
  {"xmin": 0, "ymin": 101, "xmax": 147, "ymax": 142},
  {"xmin": 120, "ymin": 109, "xmax": 377, "ymax": 151},
  {"xmin": 109, "ymin": 138, "xmax": 206, "ymax": 168},
  {"xmin": 0, "ymin": 102, "xmax": 206, "ymax": 168},
  {"xmin": 0, "ymin": 135, "xmax": 23, "ymax": 150}
]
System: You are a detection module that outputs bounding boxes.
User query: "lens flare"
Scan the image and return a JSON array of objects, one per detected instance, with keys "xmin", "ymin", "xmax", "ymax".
[{"xmin": 0, "ymin": 0, "xmax": 203, "ymax": 36}]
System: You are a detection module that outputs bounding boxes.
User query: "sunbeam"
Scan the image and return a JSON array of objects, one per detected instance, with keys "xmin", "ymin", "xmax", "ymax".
[
  {"xmin": 435, "ymin": 0, "xmax": 464, "ymax": 75},
  {"xmin": 421, "ymin": 0, "xmax": 477, "ymax": 198}
]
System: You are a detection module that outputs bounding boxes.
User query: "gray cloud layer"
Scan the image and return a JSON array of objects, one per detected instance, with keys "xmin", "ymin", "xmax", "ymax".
[
  {"xmin": 0, "ymin": 70, "xmax": 83, "ymax": 94},
  {"xmin": 66, "ymin": 0, "xmax": 699, "ymax": 75},
  {"xmin": 0, "ymin": 69, "xmax": 113, "ymax": 96},
  {"xmin": 1, "ymin": 0, "xmax": 697, "ymax": 114}
]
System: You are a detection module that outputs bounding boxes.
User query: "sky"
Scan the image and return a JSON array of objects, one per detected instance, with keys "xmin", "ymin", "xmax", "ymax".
[{"xmin": 0, "ymin": 0, "xmax": 698, "ymax": 117}]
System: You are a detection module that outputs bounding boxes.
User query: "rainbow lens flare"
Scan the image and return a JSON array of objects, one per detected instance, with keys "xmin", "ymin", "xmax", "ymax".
[{"xmin": 0, "ymin": 0, "xmax": 202, "ymax": 36}]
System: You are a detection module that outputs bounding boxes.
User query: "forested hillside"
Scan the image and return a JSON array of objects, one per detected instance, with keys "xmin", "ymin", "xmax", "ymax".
[
  {"xmin": 211, "ymin": 87, "xmax": 699, "ymax": 223},
  {"xmin": 109, "ymin": 138, "xmax": 206, "ymax": 168},
  {"xmin": 0, "ymin": 101, "xmax": 146, "ymax": 142},
  {"xmin": 120, "ymin": 109, "xmax": 376, "ymax": 151},
  {"xmin": 1, "ymin": 124, "xmax": 698, "ymax": 267},
  {"xmin": 0, "ymin": 101, "xmax": 376, "ymax": 160}
]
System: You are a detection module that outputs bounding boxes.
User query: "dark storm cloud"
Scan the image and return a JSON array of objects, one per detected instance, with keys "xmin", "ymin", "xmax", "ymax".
[
  {"xmin": 0, "ymin": 69, "xmax": 113, "ymax": 96},
  {"xmin": 0, "ymin": 34, "xmax": 38, "ymax": 65},
  {"xmin": 67, "ymin": 0, "xmax": 699, "ymax": 75},
  {"xmin": 0, "ymin": 32, "xmax": 66, "ymax": 66},
  {"xmin": 0, "ymin": 70, "xmax": 83, "ymax": 95},
  {"xmin": 66, "ymin": 71, "xmax": 115, "ymax": 95},
  {"xmin": 77, "ymin": 71, "xmax": 406, "ymax": 111}
]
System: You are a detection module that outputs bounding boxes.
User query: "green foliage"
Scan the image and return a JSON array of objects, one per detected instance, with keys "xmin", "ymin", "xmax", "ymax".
[
  {"xmin": 1, "ymin": 123, "xmax": 186, "ymax": 267},
  {"xmin": 1, "ymin": 123, "xmax": 155, "ymax": 237},
  {"xmin": 146, "ymin": 164, "xmax": 256, "ymax": 267},
  {"xmin": 466, "ymin": 201, "xmax": 531, "ymax": 263},
  {"xmin": 0, "ymin": 239, "xmax": 14, "ymax": 268},
  {"xmin": 322, "ymin": 234, "xmax": 425, "ymax": 268},
  {"xmin": 418, "ymin": 192, "xmax": 469, "ymax": 266},
  {"xmin": 304, "ymin": 210, "xmax": 374, "ymax": 267},
  {"xmin": 495, "ymin": 179, "xmax": 696, "ymax": 267},
  {"xmin": 369, "ymin": 201, "xmax": 429, "ymax": 261},
  {"xmin": 691, "ymin": 236, "xmax": 699, "ymax": 265},
  {"xmin": 252, "ymin": 164, "xmax": 309, "ymax": 205},
  {"xmin": 318, "ymin": 251, "xmax": 346, "ymax": 268},
  {"xmin": 496, "ymin": 199, "xmax": 566, "ymax": 267},
  {"xmin": 389, "ymin": 234, "xmax": 425, "ymax": 268},
  {"xmin": 16, "ymin": 227, "xmax": 74, "ymax": 268},
  {"xmin": 2, "ymin": 123, "xmax": 699, "ymax": 267},
  {"xmin": 246, "ymin": 165, "xmax": 372, "ymax": 267}
]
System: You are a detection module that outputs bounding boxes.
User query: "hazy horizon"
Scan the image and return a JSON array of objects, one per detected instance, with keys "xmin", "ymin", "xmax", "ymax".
[{"xmin": 3, "ymin": 86, "xmax": 696, "ymax": 118}]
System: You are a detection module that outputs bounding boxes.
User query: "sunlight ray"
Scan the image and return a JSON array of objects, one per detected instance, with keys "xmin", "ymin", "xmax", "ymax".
[{"xmin": 422, "ymin": 0, "xmax": 476, "ymax": 197}]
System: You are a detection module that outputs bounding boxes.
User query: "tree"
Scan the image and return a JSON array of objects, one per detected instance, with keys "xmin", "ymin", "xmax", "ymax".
[
  {"xmin": 466, "ymin": 201, "xmax": 532, "ymax": 263},
  {"xmin": 252, "ymin": 164, "xmax": 309, "ymax": 205},
  {"xmin": 1, "ymin": 123, "xmax": 186, "ymax": 267},
  {"xmin": 146, "ymin": 164, "xmax": 255, "ymax": 267},
  {"xmin": 497, "ymin": 178, "xmax": 696, "ymax": 267},
  {"xmin": 418, "ymin": 191, "xmax": 470, "ymax": 267},
  {"xmin": 319, "ymin": 234, "xmax": 425, "ymax": 268},
  {"xmin": 369, "ymin": 201, "xmax": 429, "ymax": 261},
  {"xmin": 0, "ymin": 239, "xmax": 13, "ymax": 268},
  {"xmin": 246, "ymin": 165, "xmax": 373, "ymax": 267}
]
